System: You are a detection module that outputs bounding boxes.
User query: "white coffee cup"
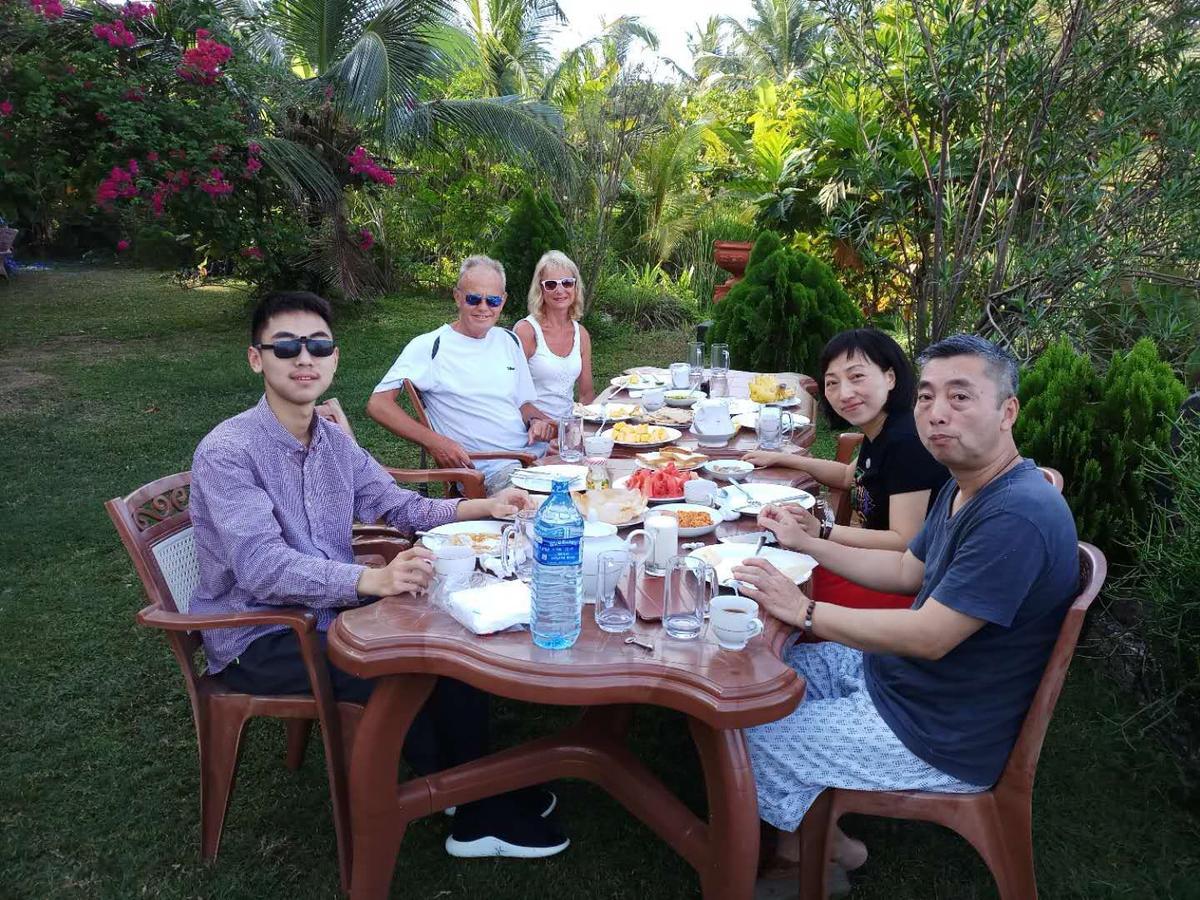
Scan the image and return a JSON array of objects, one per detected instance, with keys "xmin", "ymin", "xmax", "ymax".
[
  {"xmin": 683, "ymin": 478, "xmax": 718, "ymax": 505},
  {"xmin": 710, "ymin": 596, "xmax": 764, "ymax": 650},
  {"xmin": 433, "ymin": 544, "xmax": 476, "ymax": 577},
  {"xmin": 641, "ymin": 388, "xmax": 666, "ymax": 412}
]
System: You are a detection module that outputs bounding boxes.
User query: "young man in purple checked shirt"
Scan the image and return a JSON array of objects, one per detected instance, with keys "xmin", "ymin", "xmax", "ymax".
[{"xmin": 187, "ymin": 291, "xmax": 568, "ymax": 859}]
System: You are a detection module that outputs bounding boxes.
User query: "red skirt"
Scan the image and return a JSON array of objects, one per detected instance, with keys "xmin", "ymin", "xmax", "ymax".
[{"xmin": 810, "ymin": 567, "xmax": 914, "ymax": 610}]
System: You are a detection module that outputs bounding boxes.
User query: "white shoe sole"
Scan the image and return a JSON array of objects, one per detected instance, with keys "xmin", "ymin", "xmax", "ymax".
[{"xmin": 444, "ymin": 835, "xmax": 570, "ymax": 859}]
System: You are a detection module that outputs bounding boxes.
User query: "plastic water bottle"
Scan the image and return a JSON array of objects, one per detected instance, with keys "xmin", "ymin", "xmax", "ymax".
[{"xmin": 530, "ymin": 477, "xmax": 584, "ymax": 649}]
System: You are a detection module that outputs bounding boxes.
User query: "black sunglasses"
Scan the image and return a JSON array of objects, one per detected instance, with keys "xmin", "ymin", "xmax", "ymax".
[
  {"xmin": 255, "ymin": 336, "xmax": 337, "ymax": 358},
  {"xmin": 464, "ymin": 293, "xmax": 504, "ymax": 308},
  {"xmin": 541, "ymin": 278, "xmax": 576, "ymax": 291}
]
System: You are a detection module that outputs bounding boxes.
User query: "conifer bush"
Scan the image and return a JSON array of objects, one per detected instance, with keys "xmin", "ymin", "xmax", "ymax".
[
  {"xmin": 1016, "ymin": 337, "xmax": 1186, "ymax": 558},
  {"xmin": 492, "ymin": 187, "xmax": 570, "ymax": 322},
  {"xmin": 707, "ymin": 231, "xmax": 862, "ymax": 376}
]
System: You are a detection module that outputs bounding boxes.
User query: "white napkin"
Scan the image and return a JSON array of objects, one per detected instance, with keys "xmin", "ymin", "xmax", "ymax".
[
  {"xmin": 481, "ymin": 546, "xmax": 528, "ymax": 578},
  {"xmin": 444, "ymin": 579, "xmax": 531, "ymax": 634}
]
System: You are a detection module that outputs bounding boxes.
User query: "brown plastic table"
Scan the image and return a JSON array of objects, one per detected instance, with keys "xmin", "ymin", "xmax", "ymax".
[{"xmin": 328, "ymin": 463, "xmax": 818, "ymax": 899}]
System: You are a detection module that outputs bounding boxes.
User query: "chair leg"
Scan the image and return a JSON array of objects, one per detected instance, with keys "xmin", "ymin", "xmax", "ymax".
[
  {"xmin": 954, "ymin": 798, "xmax": 1038, "ymax": 900},
  {"xmin": 798, "ymin": 789, "xmax": 835, "ymax": 900},
  {"xmin": 285, "ymin": 719, "xmax": 313, "ymax": 771},
  {"xmin": 199, "ymin": 704, "xmax": 252, "ymax": 861},
  {"xmin": 338, "ymin": 702, "xmax": 363, "ymax": 761}
]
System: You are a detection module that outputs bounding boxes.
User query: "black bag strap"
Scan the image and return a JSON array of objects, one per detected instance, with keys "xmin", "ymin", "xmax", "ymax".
[{"xmin": 431, "ymin": 327, "xmax": 518, "ymax": 359}]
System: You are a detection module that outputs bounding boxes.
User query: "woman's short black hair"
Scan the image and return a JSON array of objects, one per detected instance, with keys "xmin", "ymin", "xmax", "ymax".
[
  {"xmin": 817, "ymin": 328, "xmax": 916, "ymax": 429},
  {"xmin": 250, "ymin": 291, "xmax": 334, "ymax": 345}
]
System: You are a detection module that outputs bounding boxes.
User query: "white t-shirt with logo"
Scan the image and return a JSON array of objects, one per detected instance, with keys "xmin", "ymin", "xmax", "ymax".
[{"xmin": 373, "ymin": 324, "xmax": 539, "ymax": 474}]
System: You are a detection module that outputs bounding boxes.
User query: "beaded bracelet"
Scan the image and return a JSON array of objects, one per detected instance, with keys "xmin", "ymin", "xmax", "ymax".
[{"xmin": 802, "ymin": 598, "xmax": 816, "ymax": 634}]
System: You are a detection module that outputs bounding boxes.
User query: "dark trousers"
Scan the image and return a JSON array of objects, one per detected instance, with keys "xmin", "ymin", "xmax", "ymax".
[{"xmin": 220, "ymin": 628, "xmax": 489, "ymax": 776}]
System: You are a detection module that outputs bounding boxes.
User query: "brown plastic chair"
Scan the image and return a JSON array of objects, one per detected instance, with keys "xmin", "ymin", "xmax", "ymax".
[
  {"xmin": 398, "ymin": 378, "xmax": 539, "ymax": 474},
  {"xmin": 106, "ymin": 464, "xmax": 466, "ymax": 891},
  {"xmin": 798, "ymin": 542, "xmax": 1108, "ymax": 900}
]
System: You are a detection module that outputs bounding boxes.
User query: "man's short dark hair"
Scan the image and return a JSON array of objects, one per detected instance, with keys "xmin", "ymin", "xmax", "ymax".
[
  {"xmin": 250, "ymin": 291, "xmax": 334, "ymax": 345},
  {"xmin": 917, "ymin": 334, "xmax": 1019, "ymax": 403},
  {"xmin": 818, "ymin": 328, "xmax": 917, "ymax": 429}
]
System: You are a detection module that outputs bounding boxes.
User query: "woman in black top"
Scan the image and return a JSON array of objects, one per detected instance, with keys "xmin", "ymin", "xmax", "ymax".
[{"xmin": 744, "ymin": 328, "xmax": 949, "ymax": 556}]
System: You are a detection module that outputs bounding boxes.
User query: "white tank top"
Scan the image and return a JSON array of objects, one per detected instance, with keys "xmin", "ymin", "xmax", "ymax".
[{"xmin": 523, "ymin": 315, "xmax": 581, "ymax": 420}]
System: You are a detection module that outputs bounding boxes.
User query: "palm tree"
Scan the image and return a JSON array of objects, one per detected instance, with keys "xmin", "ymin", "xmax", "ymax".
[
  {"xmin": 211, "ymin": 0, "xmax": 572, "ymax": 296},
  {"xmin": 722, "ymin": 0, "xmax": 823, "ymax": 83},
  {"xmin": 462, "ymin": 0, "xmax": 565, "ymax": 97}
]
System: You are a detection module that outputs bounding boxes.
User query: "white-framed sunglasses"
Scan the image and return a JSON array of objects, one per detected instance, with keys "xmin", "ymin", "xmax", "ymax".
[{"xmin": 540, "ymin": 278, "xmax": 577, "ymax": 291}]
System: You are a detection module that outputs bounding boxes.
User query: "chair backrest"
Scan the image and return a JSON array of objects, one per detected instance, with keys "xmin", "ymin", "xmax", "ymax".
[
  {"xmin": 315, "ymin": 396, "xmax": 356, "ymax": 443},
  {"xmin": 1039, "ymin": 466, "xmax": 1064, "ymax": 493},
  {"xmin": 0, "ymin": 227, "xmax": 16, "ymax": 254},
  {"xmin": 401, "ymin": 379, "xmax": 432, "ymax": 430},
  {"xmin": 106, "ymin": 472, "xmax": 195, "ymax": 613},
  {"xmin": 105, "ymin": 473, "xmax": 206, "ymax": 683},
  {"xmin": 996, "ymin": 542, "xmax": 1107, "ymax": 795},
  {"xmin": 831, "ymin": 433, "xmax": 865, "ymax": 525}
]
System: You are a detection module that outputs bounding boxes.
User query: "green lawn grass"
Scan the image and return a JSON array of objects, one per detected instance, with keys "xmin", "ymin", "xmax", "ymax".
[{"xmin": 2, "ymin": 268, "xmax": 1197, "ymax": 899}]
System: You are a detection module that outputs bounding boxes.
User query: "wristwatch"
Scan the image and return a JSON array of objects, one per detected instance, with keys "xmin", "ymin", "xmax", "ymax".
[{"xmin": 819, "ymin": 522, "xmax": 833, "ymax": 540}]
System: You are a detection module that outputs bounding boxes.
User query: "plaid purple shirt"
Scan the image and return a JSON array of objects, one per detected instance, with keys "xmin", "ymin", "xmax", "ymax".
[{"xmin": 188, "ymin": 396, "xmax": 460, "ymax": 673}]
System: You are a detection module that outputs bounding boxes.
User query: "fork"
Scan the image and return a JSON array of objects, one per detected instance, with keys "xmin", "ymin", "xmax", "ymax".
[{"xmin": 725, "ymin": 474, "xmax": 754, "ymax": 502}]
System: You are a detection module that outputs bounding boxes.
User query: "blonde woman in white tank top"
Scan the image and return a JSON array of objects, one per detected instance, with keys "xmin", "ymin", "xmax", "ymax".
[{"xmin": 514, "ymin": 251, "xmax": 595, "ymax": 420}]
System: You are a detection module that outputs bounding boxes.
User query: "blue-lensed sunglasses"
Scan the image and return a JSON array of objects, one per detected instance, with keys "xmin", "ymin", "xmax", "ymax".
[{"xmin": 464, "ymin": 293, "xmax": 504, "ymax": 308}]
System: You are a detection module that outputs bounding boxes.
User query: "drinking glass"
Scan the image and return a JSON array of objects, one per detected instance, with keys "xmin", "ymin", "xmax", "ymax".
[
  {"xmin": 688, "ymin": 341, "xmax": 706, "ymax": 371},
  {"xmin": 663, "ymin": 555, "xmax": 717, "ymax": 640},
  {"xmin": 594, "ymin": 550, "xmax": 636, "ymax": 633},
  {"xmin": 669, "ymin": 362, "xmax": 692, "ymax": 390},
  {"xmin": 710, "ymin": 343, "xmax": 730, "ymax": 375},
  {"xmin": 755, "ymin": 407, "xmax": 794, "ymax": 451},
  {"xmin": 500, "ymin": 509, "xmax": 538, "ymax": 582},
  {"xmin": 708, "ymin": 372, "xmax": 729, "ymax": 398},
  {"xmin": 558, "ymin": 414, "xmax": 585, "ymax": 462}
]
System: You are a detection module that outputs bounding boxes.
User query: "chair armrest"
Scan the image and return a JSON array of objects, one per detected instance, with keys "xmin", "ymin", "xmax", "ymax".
[
  {"xmin": 351, "ymin": 536, "xmax": 412, "ymax": 563},
  {"xmin": 384, "ymin": 466, "xmax": 486, "ymax": 499},
  {"xmin": 137, "ymin": 606, "xmax": 317, "ymax": 632},
  {"xmin": 469, "ymin": 451, "xmax": 538, "ymax": 466}
]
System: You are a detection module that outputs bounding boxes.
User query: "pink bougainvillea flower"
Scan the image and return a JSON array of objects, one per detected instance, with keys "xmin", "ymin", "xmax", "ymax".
[
  {"xmin": 178, "ymin": 31, "xmax": 232, "ymax": 84},
  {"xmin": 242, "ymin": 157, "xmax": 263, "ymax": 178},
  {"xmin": 95, "ymin": 110, "xmax": 110, "ymax": 123},
  {"xmin": 358, "ymin": 228, "xmax": 375, "ymax": 251},
  {"xmin": 96, "ymin": 164, "xmax": 139, "ymax": 206},
  {"xmin": 127, "ymin": 158, "xmax": 139, "ymax": 175},
  {"xmin": 30, "ymin": 0, "xmax": 65, "ymax": 19},
  {"xmin": 116, "ymin": 239, "xmax": 130, "ymax": 252},
  {"xmin": 82, "ymin": 80, "xmax": 94, "ymax": 90},
  {"xmin": 0, "ymin": 100, "xmax": 12, "ymax": 118},
  {"xmin": 247, "ymin": 141, "xmax": 262, "ymax": 156},
  {"xmin": 198, "ymin": 168, "xmax": 234, "ymax": 197},
  {"xmin": 93, "ymin": 20, "xmax": 137, "ymax": 49},
  {"xmin": 241, "ymin": 246, "xmax": 264, "ymax": 260},
  {"xmin": 122, "ymin": 86, "xmax": 145, "ymax": 101},
  {"xmin": 121, "ymin": 2, "xmax": 156, "ymax": 19},
  {"xmin": 346, "ymin": 146, "xmax": 396, "ymax": 186},
  {"xmin": 146, "ymin": 151, "xmax": 159, "ymax": 162},
  {"xmin": 65, "ymin": 64, "xmax": 77, "ymax": 75}
]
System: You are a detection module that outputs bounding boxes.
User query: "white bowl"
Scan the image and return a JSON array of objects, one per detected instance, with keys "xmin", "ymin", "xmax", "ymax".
[
  {"xmin": 653, "ymin": 503, "xmax": 720, "ymax": 537},
  {"xmin": 704, "ymin": 459, "xmax": 755, "ymax": 480},
  {"xmin": 694, "ymin": 428, "xmax": 737, "ymax": 448},
  {"xmin": 664, "ymin": 389, "xmax": 705, "ymax": 407}
]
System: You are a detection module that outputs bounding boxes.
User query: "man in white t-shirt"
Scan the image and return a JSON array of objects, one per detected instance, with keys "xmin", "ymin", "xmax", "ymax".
[{"xmin": 367, "ymin": 256, "xmax": 557, "ymax": 492}]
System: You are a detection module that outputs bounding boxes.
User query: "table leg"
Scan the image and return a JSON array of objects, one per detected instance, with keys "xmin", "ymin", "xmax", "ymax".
[
  {"xmin": 689, "ymin": 718, "xmax": 760, "ymax": 900},
  {"xmin": 348, "ymin": 673, "xmax": 436, "ymax": 900}
]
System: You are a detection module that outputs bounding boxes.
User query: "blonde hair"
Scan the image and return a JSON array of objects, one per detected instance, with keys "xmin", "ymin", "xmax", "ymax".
[{"xmin": 526, "ymin": 250, "xmax": 584, "ymax": 321}]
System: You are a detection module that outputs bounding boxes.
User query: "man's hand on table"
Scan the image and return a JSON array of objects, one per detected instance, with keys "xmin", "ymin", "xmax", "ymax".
[
  {"xmin": 527, "ymin": 417, "xmax": 556, "ymax": 444},
  {"xmin": 488, "ymin": 487, "xmax": 534, "ymax": 519},
  {"xmin": 357, "ymin": 546, "xmax": 436, "ymax": 598},
  {"xmin": 731, "ymin": 558, "xmax": 807, "ymax": 627},
  {"xmin": 758, "ymin": 503, "xmax": 820, "ymax": 549},
  {"xmin": 429, "ymin": 434, "xmax": 472, "ymax": 469}
]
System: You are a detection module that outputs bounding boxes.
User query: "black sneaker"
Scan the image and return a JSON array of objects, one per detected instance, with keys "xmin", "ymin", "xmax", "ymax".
[
  {"xmin": 445, "ymin": 787, "xmax": 556, "ymax": 819},
  {"xmin": 445, "ymin": 801, "xmax": 569, "ymax": 859}
]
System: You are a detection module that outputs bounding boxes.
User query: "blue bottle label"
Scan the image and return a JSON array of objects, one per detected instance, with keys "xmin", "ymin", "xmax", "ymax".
[{"xmin": 535, "ymin": 535, "xmax": 581, "ymax": 566}]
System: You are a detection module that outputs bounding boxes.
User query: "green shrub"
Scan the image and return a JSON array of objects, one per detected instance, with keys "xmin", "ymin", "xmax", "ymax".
[
  {"xmin": 590, "ymin": 264, "xmax": 700, "ymax": 331},
  {"xmin": 492, "ymin": 187, "xmax": 570, "ymax": 322},
  {"xmin": 707, "ymin": 230, "xmax": 862, "ymax": 375},
  {"xmin": 1016, "ymin": 337, "xmax": 1187, "ymax": 558},
  {"xmin": 1121, "ymin": 421, "xmax": 1200, "ymax": 781}
]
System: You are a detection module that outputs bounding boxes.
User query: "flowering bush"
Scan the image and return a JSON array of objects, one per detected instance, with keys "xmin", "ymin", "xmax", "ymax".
[
  {"xmin": 93, "ymin": 20, "xmax": 136, "ymax": 49},
  {"xmin": 177, "ymin": 29, "xmax": 233, "ymax": 85},
  {"xmin": 347, "ymin": 146, "xmax": 396, "ymax": 186},
  {"xmin": 29, "ymin": 0, "xmax": 64, "ymax": 20}
]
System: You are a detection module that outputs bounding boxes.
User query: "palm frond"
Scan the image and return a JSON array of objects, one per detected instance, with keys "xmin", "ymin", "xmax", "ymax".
[{"xmin": 257, "ymin": 136, "xmax": 344, "ymax": 207}]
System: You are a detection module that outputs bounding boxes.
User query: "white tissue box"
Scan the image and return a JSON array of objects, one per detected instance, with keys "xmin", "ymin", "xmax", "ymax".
[{"xmin": 444, "ymin": 578, "xmax": 532, "ymax": 635}]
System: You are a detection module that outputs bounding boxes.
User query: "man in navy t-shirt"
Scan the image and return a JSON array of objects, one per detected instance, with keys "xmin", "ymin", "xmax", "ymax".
[{"xmin": 734, "ymin": 334, "xmax": 1078, "ymax": 878}]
